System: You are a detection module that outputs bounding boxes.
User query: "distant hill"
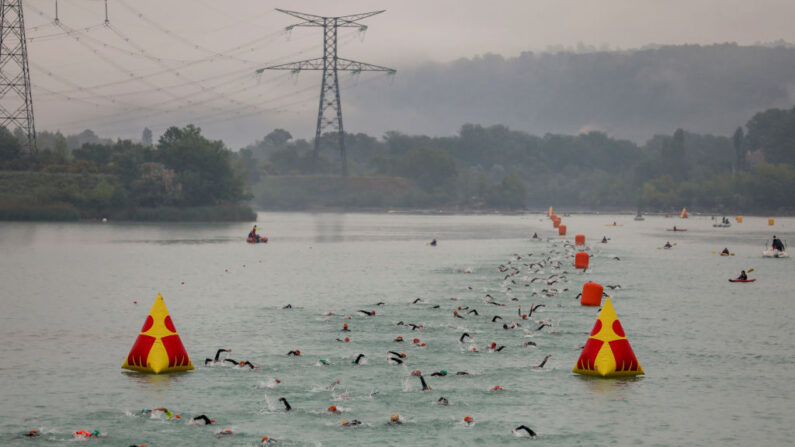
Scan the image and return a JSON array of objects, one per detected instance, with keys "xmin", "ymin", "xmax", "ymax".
[{"xmin": 346, "ymin": 43, "xmax": 795, "ymax": 142}]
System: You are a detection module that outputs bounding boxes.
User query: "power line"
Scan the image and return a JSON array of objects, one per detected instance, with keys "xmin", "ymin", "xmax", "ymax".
[{"xmin": 0, "ymin": 0, "xmax": 36, "ymax": 152}]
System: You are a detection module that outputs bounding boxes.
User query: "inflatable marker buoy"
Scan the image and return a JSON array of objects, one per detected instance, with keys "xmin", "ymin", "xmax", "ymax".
[
  {"xmin": 122, "ymin": 294, "xmax": 194, "ymax": 374},
  {"xmin": 558, "ymin": 224, "xmax": 567, "ymax": 236},
  {"xmin": 573, "ymin": 298, "xmax": 643, "ymax": 377},
  {"xmin": 575, "ymin": 252, "xmax": 589, "ymax": 269},
  {"xmin": 581, "ymin": 282, "xmax": 603, "ymax": 306},
  {"xmin": 575, "ymin": 234, "xmax": 585, "ymax": 246}
]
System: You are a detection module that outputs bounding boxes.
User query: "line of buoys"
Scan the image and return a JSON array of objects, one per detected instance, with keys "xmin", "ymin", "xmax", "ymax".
[
  {"xmin": 558, "ymin": 224, "xmax": 567, "ymax": 236},
  {"xmin": 553, "ymin": 217, "xmax": 561, "ymax": 228}
]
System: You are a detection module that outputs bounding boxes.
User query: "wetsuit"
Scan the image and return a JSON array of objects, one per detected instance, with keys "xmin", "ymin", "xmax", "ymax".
[
  {"xmin": 352, "ymin": 354, "xmax": 366, "ymax": 365},
  {"xmin": 287, "ymin": 351, "xmax": 300, "ymax": 356},
  {"xmin": 192, "ymin": 415, "xmax": 213, "ymax": 425},
  {"xmin": 437, "ymin": 397, "xmax": 449, "ymax": 405},
  {"xmin": 459, "ymin": 333, "xmax": 471, "ymax": 342},
  {"xmin": 419, "ymin": 375, "xmax": 431, "ymax": 391},
  {"xmin": 773, "ymin": 238, "xmax": 785, "ymax": 251},
  {"xmin": 278, "ymin": 398, "xmax": 291, "ymax": 411},
  {"xmin": 514, "ymin": 425, "xmax": 537, "ymax": 437}
]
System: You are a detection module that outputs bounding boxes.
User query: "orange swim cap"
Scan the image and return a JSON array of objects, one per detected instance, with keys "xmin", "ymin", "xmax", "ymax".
[
  {"xmin": 458, "ymin": 306, "xmax": 462, "ymax": 310},
  {"xmin": 372, "ymin": 310, "xmax": 375, "ymax": 315},
  {"xmin": 295, "ymin": 350, "xmax": 301, "ymax": 355},
  {"xmin": 464, "ymin": 416, "xmax": 473, "ymax": 422},
  {"xmin": 400, "ymin": 353, "xmax": 406, "ymax": 357},
  {"xmin": 328, "ymin": 405, "xmax": 337, "ymax": 412},
  {"xmin": 522, "ymin": 314, "xmax": 527, "ymax": 319},
  {"xmin": 453, "ymin": 311, "xmax": 458, "ymax": 315},
  {"xmin": 396, "ymin": 336, "xmax": 403, "ymax": 340},
  {"xmin": 224, "ymin": 429, "xmax": 232, "ymax": 434},
  {"xmin": 492, "ymin": 385, "xmax": 502, "ymax": 391},
  {"xmin": 413, "ymin": 338, "xmax": 420, "ymax": 343},
  {"xmin": 275, "ymin": 379, "xmax": 281, "ymax": 383},
  {"xmin": 420, "ymin": 342, "xmax": 426, "ymax": 347},
  {"xmin": 344, "ymin": 337, "xmax": 350, "ymax": 342},
  {"xmin": 491, "ymin": 342, "xmax": 497, "ymax": 347}
]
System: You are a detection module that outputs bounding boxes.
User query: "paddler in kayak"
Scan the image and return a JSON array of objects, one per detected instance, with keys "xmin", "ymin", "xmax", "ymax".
[
  {"xmin": 248, "ymin": 225, "xmax": 260, "ymax": 242},
  {"xmin": 664, "ymin": 241, "xmax": 672, "ymax": 248},
  {"xmin": 772, "ymin": 236, "xmax": 785, "ymax": 251},
  {"xmin": 721, "ymin": 248, "xmax": 730, "ymax": 255},
  {"xmin": 736, "ymin": 270, "xmax": 748, "ymax": 281}
]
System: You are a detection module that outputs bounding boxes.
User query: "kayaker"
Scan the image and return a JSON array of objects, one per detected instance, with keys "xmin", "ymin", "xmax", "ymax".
[
  {"xmin": 248, "ymin": 225, "xmax": 258, "ymax": 242},
  {"xmin": 430, "ymin": 239, "xmax": 437, "ymax": 246},
  {"xmin": 721, "ymin": 248, "xmax": 730, "ymax": 255},
  {"xmin": 664, "ymin": 241, "xmax": 672, "ymax": 248},
  {"xmin": 772, "ymin": 236, "xmax": 784, "ymax": 251},
  {"xmin": 532, "ymin": 232, "xmax": 538, "ymax": 239},
  {"xmin": 601, "ymin": 236, "xmax": 608, "ymax": 243},
  {"xmin": 737, "ymin": 270, "xmax": 748, "ymax": 281}
]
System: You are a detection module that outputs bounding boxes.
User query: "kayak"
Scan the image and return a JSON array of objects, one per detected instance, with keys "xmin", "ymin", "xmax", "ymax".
[
  {"xmin": 666, "ymin": 229, "xmax": 687, "ymax": 231},
  {"xmin": 762, "ymin": 249, "xmax": 788, "ymax": 258},
  {"xmin": 728, "ymin": 278, "xmax": 756, "ymax": 283},
  {"xmin": 713, "ymin": 223, "xmax": 731, "ymax": 228},
  {"xmin": 247, "ymin": 236, "xmax": 268, "ymax": 243}
]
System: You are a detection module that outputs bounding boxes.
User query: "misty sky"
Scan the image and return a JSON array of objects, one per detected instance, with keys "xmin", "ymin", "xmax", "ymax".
[{"xmin": 17, "ymin": 0, "xmax": 795, "ymax": 147}]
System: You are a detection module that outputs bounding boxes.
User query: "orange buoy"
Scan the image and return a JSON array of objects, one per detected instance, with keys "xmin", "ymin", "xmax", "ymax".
[
  {"xmin": 581, "ymin": 282, "xmax": 603, "ymax": 306},
  {"xmin": 574, "ymin": 252, "xmax": 589, "ymax": 269},
  {"xmin": 768, "ymin": 218, "xmax": 774, "ymax": 226},
  {"xmin": 558, "ymin": 224, "xmax": 567, "ymax": 236},
  {"xmin": 575, "ymin": 234, "xmax": 585, "ymax": 245},
  {"xmin": 736, "ymin": 216, "xmax": 743, "ymax": 223},
  {"xmin": 553, "ymin": 218, "xmax": 561, "ymax": 229}
]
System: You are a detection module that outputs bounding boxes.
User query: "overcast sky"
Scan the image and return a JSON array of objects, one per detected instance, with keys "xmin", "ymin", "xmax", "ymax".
[{"xmin": 19, "ymin": 0, "xmax": 795, "ymax": 147}]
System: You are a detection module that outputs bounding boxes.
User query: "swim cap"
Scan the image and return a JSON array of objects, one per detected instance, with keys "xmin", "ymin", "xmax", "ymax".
[
  {"xmin": 491, "ymin": 342, "xmax": 497, "ymax": 347},
  {"xmin": 400, "ymin": 353, "xmax": 406, "ymax": 357},
  {"xmin": 328, "ymin": 406, "xmax": 337, "ymax": 412},
  {"xmin": 420, "ymin": 343, "xmax": 426, "ymax": 347},
  {"xmin": 391, "ymin": 413, "xmax": 399, "ymax": 422},
  {"xmin": 275, "ymin": 379, "xmax": 281, "ymax": 383},
  {"xmin": 464, "ymin": 416, "xmax": 473, "ymax": 422},
  {"xmin": 345, "ymin": 337, "xmax": 350, "ymax": 342},
  {"xmin": 262, "ymin": 436, "xmax": 269, "ymax": 441},
  {"xmin": 453, "ymin": 311, "xmax": 458, "ymax": 315},
  {"xmin": 341, "ymin": 420, "xmax": 349, "ymax": 425},
  {"xmin": 522, "ymin": 314, "xmax": 527, "ymax": 319},
  {"xmin": 396, "ymin": 336, "xmax": 403, "ymax": 340},
  {"xmin": 343, "ymin": 323, "xmax": 348, "ymax": 328},
  {"xmin": 92, "ymin": 430, "xmax": 100, "ymax": 436},
  {"xmin": 413, "ymin": 338, "xmax": 419, "ymax": 343},
  {"xmin": 458, "ymin": 306, "xmax": 462, "ymax": 310},
  {"xmin": 295, "ymin": 350, "xmax": 301, "ymax": 355},
  {"xmin": 441, "ymin": 369, "xmax": 447, "ymax": 375},
  {"xmin": 371, "ymin": 310, "xmax": 375, "ymax": 315}
]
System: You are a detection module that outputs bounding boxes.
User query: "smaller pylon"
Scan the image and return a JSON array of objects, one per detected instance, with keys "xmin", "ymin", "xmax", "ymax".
[
  {"xmin": 122, "ymin": 294, "xmax": 193, "ymax": 374},
  {"xmin": 573, "ymin": 298, "xmax": 643, "ymax": 377}
]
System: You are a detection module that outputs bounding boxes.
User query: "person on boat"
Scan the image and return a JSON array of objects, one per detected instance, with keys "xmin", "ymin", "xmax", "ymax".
[
  {"xmin": 772, "ymin": 236, "xmax": 785, "ymax": 251},
  {"xmin": 721, "ymin": 248, "xmax": 730, "ymax": 255},
  {"xmin": 532, "ymin": 232, "xmax": 538, "ymax": 239},
  {"xmin": 601, "ymin": 236, "xmax": 608, "ymax": 243},
  {"xmin": 248, "ymin": 225, "xmax": 259, "ymax": 242},
  {"xmin": 673, "ymin": 225, "xmax": 677, "ymax": 231},
  {"xmin": 664, "ymin": 241, "xmax": 672, "ymax": 248},
  {"xmin": 430, "ymin": 239, "xmax": 437, "ymax": 246},
  {"xmin": 737, "ymin": 270, "xmax": 748, "ymax": 281}
]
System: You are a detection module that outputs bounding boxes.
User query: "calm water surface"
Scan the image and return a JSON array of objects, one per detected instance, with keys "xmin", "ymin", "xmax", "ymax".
[{"xmin": 0, "ymin": 213, "xmax": 793, "ymax": 446}]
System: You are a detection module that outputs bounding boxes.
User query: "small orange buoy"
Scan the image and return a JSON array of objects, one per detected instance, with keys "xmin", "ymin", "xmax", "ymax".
[
  {"xmin": 575, "ymin": 234, "xmax": 585, "ymax": 245},
  {"xmin": 553, "ymin": 218, "xmax": 561, "ymax": 229},
  {"xmin": 581, "ymin": 282, "xmax": 603, "ymax": 306},
  {"xmin": 575, "ymin": 252, "xmax": 589, "ymax": 269},
  {"xmin": 768, "ymin": 218, "xmax": 775, "ymax": 226},
  {"xmin": 558, "ymin": 224, "xmax": 567, "ymax": 236}
]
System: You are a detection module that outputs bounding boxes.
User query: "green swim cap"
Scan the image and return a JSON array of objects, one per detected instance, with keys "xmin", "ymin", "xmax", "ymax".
[
  {"xmin": 91, "ymin": 430, "xmax": 100, "ymax": 437},
  {"xmin": 441, "ymin": 369, "xmax": 448, "ymax": 375},
  {"xmin": 165, "ymin": 410, "xmax": 173, "ymax": 418}
]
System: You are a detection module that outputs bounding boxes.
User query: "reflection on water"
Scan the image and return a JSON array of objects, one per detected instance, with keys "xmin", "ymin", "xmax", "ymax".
[{"xmin": 313, "ymin": 213, "xmax": 345, "ymax": 243}]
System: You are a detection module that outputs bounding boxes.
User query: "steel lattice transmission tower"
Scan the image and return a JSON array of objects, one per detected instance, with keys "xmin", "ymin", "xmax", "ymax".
[
  {"xmin": 0, "ymin": 0, "xmax": 35, "ymax": 152},
  {"xmin": 257, "ymin": 9, "xmax": 395, "ymax": 176}
]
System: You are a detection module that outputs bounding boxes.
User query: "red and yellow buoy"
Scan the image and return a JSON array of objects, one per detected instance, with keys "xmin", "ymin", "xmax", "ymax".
[
  {"xmin": 573, "ymin": 297, "xmax": 643, "ymax": 377},
  {"xmin": 122, "ymin": 294, "xmax": 193, "ymax": 374}
]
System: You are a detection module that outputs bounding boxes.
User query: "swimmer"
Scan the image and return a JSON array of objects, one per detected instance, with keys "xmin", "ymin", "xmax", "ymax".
[
  {"xmin": 388, "ymin": 413, "xmax": 402, "ymax": 425},
  {"xmin": 536, "ymin": 323, "xmax": 551, "ymax": 331},
  {"xmin": 261, "ymin": 435, "xmax": 278, "ymax": 445},
  {"xmin": 336, "ymin": 337, "xmax": 351, "ymax": 343},
  {"xmin": 144, "ymin": 407, "xmax": 178, "ymax": 419},
  {"xmin": 376, "ymin": 301, "xmax": 385, "ymax": 306},
  {"xmin": 431, "ymin": 369, "xmax": 448, "ymax": 377},
  {"xmin": 238, "ymin": 360, "xmax": 258, "ymax": 369},
  {"xmin": 456, "ymin": 371, "xmax": 471, "ymax": 376},
  {"xmin": 394, "ymin": 336, "xmax": 404, "ymax": 342},
  {"xmin": 492, "ymin": 315, "xmax": 503, "ymax": 322},
  {"xmin": 318, "ymin": 359, "xmax": 331, "ymax": 366},
  {"xmin": 467, "ymin": 309, "xmax": 479, "ymax": 315},
  {"xmin": 601, "ymin": 236, "xmax": 608, "ymax": 243},
  {"xmin": 411, "ymin": 298, "xmax": 423, "ymax": 304},
  {"xmin": 532, "ymin": 232, "xmax": 538, "ymax": 239},
  {"xmin": 513, "ymin": 425, "xmax": 537, "ymax": 437},
  {"xmin": 327, "ymin": 405, "xmax": 341, "ymax": 414},
  {"xmin": 278, "ymin": 397, "xmax": 292, "ymax": 412},
  {"xmin": 408, "ymin": 323, "xmax": 422, "ymax": 330},
  {"xmin": 459, "ymin": 332, "xmax": 472, "ymax": 343},
  {"xmin": 524, "ymin": 341, "xmax": 537, "ymax": 347},
  {"xmin": 453, "ymin": 311, "xmax": 464, "ymax": 319},
  {"xmin": 463, "ymin": 416, "xmax": 475, "ymax": 426},
  {"xmin": 287, "ymin": 350, "xmax": 301, "ymax": 356},
  {"xmin": 490, "ymin": 385, "xmax": 503, "ymax": 392},
  {"xmin": 606, "ymin": 284, "xmax": 621, "ymax": 289},
  {"xmin": 72, "ymin": 430, "xmax": 100, "ymax": 439},
  {"xmin": 352, "ymin": 354, "xmax": 366, "ymax": 365},
  {"xmin": 24, "ymin": 430, "xmax": 40, "ymax": 437},
  {"xmin": 341, "ymin": 419, "xmax": 362, "ymax": 427},
  {"xmin": 387, "ymin": 351, "xmax": 406, "ymax": 358},
  {"xmin": 418, "ymin": 374, "xmax": 431, "ymax": 391},
  {"xmin": 341, "ymin": 323, "xmax": 350, "ymax": 332},
  {"xmin": 437, "ymin": 397, "xmax": 450, "ymax": 406},
  {"xmin": 205, "ymin": 348, "xmax": 232, "ymax": 365},
  {"xmin": 190, "ymin": 415, "xmax": 215, "ymax": 425},
  {"xmin": 357, "ymin": 309, "xmax": 376, "ymax": 316},
  {"xmin": 533, "ymin": 354, "xmax": 552, "ymax": 369},
  {"xmin": 282, "ymin": 304, "xmax": 292, "ymax": 309},
  {"xmin": 214, "ymin": 429, "xmax": 234, "ymax": 438}
]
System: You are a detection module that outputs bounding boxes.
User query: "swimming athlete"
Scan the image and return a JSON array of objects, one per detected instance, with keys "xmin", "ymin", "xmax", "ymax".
[
  {"xmin": 278, "ymin": 397, "xmax": 292, "ymax": 411},
  {"xmin": 437, "ymin": 397, "xmax": 449, "ymax": 405},
  {"xmin": 467, "ymin": 309, "xmax": 479, "ymax": 315},
  {"xmin": 341, "ymin": 419, "xmax": 362, "ymax": 427},
  {"xmin": 287, "ymin": 350, "xmax": 301, "ymax": 356},
  {"xmin": 492, "ymin": 315, "xmax": 503, "ymax": 322},
  {"xmin": 261, "ymin": 435, "xmax": 278, "ymax": 445},
  {"xmin": 282, "ymin": 304, "xmax": 292, "ymax": 309},
  {"xmin": 72, "ymin": 430, "xmax": 100, "ymax": 439},
  {"xmin": 408, "ymin": 323, "xmax": 422, "ymax": 330},
  {"xmin": 513, "ymin": 425, "xmax": 537, "ymax": 437},
  {"xmin": 205, "ymin": 348, "xmax": 232, "ymax": 365},
  {"xmin": 430, "ymin": 239, "xmax": 437, "ymax": 246},
  {"xmin": 388, "ymin": 413, "xmax": 402, "ymax": 425},
  {"xmin": 237, "ymin": 360, "xmax": 258, "ymax": 369},
  {"xmin": 418, "ymin": 375, "xmax": 431, "ymax": 391},
  {"xmin": 533, "ymin": 354, "xmax": 552, "ymax": 369},
  {"xmin": 456, "ymin": 371, "xmax": 471, "ymax": 376},
  {"xmin": 524, "ymin": 341, "xmax": 537, "ymax": 347},
  {"xmin": 336, "ymin": 337, "xmax": 350, "ymax": 343},
  {"xmin": 358, "ymin": 310, "xmax": 376, "ymax": 316},
  {"xmin": 341, "ymin": 323, "xmax": 350, "ymax": 332},
  {"xmin": 327, "ymin": 405, "xmax": 341, "ymax": 414},
  {"xmin": 23, "ymin": 430, "xmax": 40, "ymax": 437},
  {"xmin": 532, "ymin": 232, "xmax": 538, "ymax": 239},
  {"xmin": 214, "ymin": 429, "xmax": 234, "ymax": 438},
  {"xmin": 721, "ymin": 247, "xmax": 730, "ymax": 255},
  {"xmin": 463, "ymin": 416, "xmax": 475, "ymax": 426},
  {"xmin": 394, "ymin": 336, "xmax": 404, "ymax": 342},
  {"xmin": 536, "ymin": 323, "xmax": 551, "ymax": 331},
  {"xmin": 352, "ymin": 354, "xmax": 366, "ymax": 365},
  {"xmin": 459, "ymin": 332, "xmax": 472, "ymax": 343},
  {"xmin": 190, "ymin": 415, "xmax": 215, "ymax": 425},
  {"xmin": 431, "ymin": 369, "xmax": 448, "ymax": 377},
  {"xmin": 601, "ymin": 236, "xmax": 608, "ymax": 243},
  {"xmin": 411, "ymin": 298, "xmax": 423, "ymax": 304},
  {"xmin": 388, "ymin": 351, "xmax": 406, "ymax": 358},
  {"xmin": 453, "ymin": 311, "xmax": 464, "ymax": 319}
]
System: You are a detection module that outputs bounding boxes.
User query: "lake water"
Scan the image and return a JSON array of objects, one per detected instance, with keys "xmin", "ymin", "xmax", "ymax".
[{"xmin": 0, "ymin": 212, "xmax": 793, "ymax": 446}]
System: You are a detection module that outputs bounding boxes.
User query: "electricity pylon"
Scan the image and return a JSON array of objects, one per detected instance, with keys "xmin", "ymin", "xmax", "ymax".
[
  {"xmin": 257, "ymin": 9, "xmax": 395, "ymax": 176},
  {"xmin": 0, "ymin": 0, "xmax": 36, "ymax": 152}
]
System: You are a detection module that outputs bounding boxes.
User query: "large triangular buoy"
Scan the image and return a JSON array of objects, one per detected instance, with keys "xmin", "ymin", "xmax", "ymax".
[
  {"xmin": 573, "ymin": 298, "xmax": 643, "ymax": 377},
  {"xmin": 122, "ymin": 294, "xmax": 194, "ymax": 374},
  {"xmin": 680, "ymin": 208, "xmax": 688, "ymax": 218}
]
